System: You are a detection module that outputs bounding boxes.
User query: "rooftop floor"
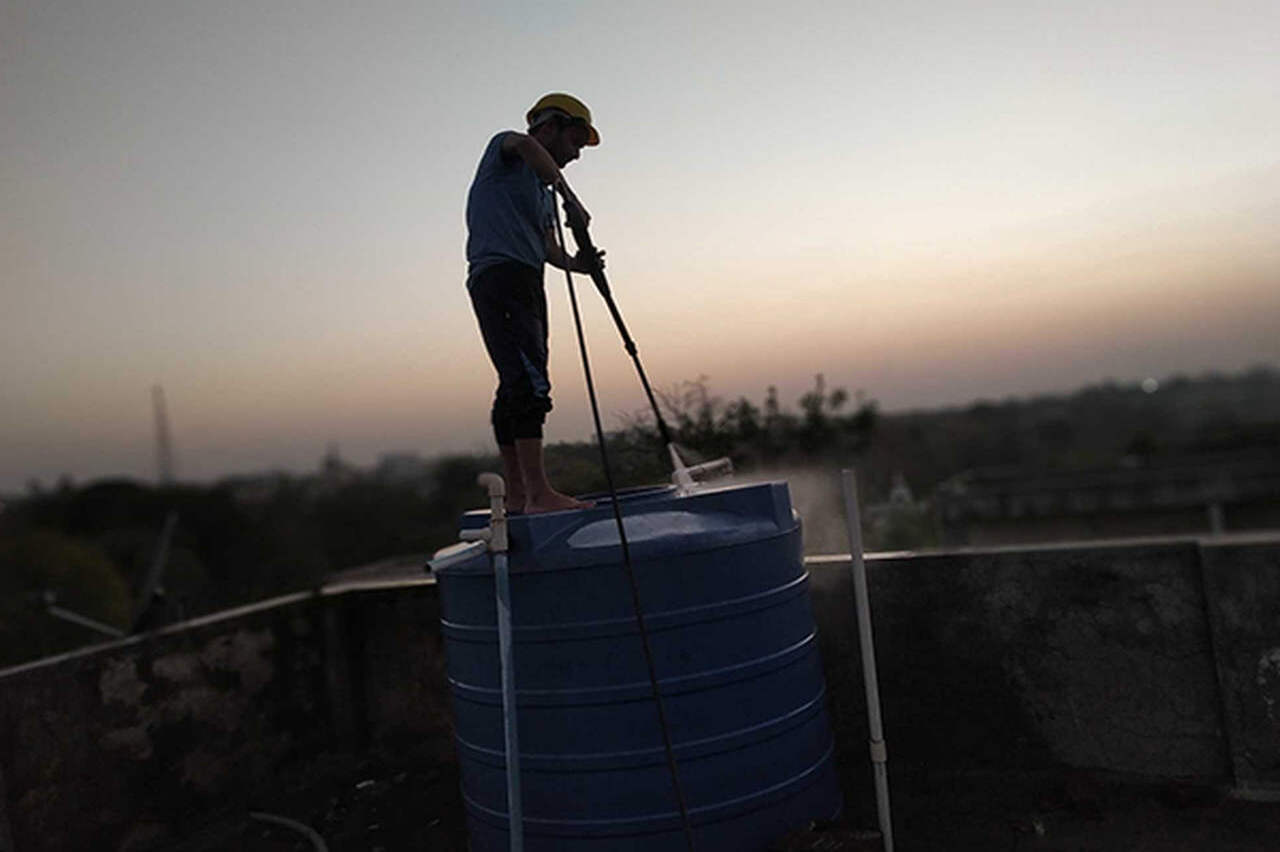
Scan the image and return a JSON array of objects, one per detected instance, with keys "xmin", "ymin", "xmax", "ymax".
[{"xmin": 162, "ymin": 747, "xmax": 1280, "ymax": 852}]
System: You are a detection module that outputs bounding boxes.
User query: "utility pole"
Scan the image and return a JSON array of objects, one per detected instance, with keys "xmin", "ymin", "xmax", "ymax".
[
  {"xmin": 152, "ymin": 384, "xmax": 175, "ymax": 485},
  {"xmin": 141, "ymin": 384, "xmax": 180, "ymax": 630}
]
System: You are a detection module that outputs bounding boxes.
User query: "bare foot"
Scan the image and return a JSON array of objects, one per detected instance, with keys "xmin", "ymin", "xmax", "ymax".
[{"xmin": 524, "ymin": 490, "xmax": 594, "ymax": 514}]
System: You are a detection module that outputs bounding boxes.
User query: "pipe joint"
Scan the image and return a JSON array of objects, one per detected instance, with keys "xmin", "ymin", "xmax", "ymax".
[{"xmin": 476, "ymin": 473, "xmax": 509, "ymax": 553}]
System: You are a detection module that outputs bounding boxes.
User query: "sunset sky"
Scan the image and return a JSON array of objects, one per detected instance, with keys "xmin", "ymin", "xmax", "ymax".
[{"xmin": 3, "ymin": 0, "xmax": 1278, "ymax": 490}]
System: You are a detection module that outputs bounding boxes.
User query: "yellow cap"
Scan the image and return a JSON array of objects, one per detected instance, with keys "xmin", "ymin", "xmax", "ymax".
[{"xmin": 526, "ymin": 93, "xmax": 600, "ymax": 146}]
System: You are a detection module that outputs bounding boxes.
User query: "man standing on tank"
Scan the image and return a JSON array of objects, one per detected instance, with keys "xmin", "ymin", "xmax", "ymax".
[{"xmin": 465, "ymin": 93, "xmax": 603, "ymax": 514}]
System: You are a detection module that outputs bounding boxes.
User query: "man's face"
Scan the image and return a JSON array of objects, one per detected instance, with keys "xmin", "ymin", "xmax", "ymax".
[{"xmin": 551, "ymin": 123, "xmax": 590, "ymax": 167}]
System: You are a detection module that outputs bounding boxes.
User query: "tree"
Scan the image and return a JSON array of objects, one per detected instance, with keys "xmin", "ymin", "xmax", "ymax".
[
  {"xmin": 0, "ymin": 528, "xmax": 132, "ymax": 667},
  {"xmin": 621, "ymin": 374, "xmax": 877, "ymax": 469}
]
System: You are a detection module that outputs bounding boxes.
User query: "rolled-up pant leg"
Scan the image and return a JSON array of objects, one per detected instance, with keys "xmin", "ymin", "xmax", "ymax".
[{"xmin": 468, "ymin": 261, "xmax": 552, "ymax": 445}]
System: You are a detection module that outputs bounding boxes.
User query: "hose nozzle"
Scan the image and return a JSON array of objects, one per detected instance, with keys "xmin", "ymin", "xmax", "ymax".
[{"xmin": 669, "ymin": 445, "xmax": 734, "ymax": 495}]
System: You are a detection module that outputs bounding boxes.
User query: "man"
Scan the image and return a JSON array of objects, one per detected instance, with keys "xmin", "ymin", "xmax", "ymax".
[{"xmin": 465, "ymin": 93, "xmax": 603, "ymax": 514}]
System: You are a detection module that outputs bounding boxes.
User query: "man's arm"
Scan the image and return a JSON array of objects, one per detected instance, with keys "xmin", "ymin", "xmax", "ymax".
[
  {"xmin": 498, "ymin": 132, "xmax": 599, "ymax": 272},
  {"xmin": 545, "ymin": 228, "xmax": 604, "ymax": 274},
  {"xmin": 501, "ymin": 132, "xmax": 561, "ymax": 185},
  {"xmin": 502, "ymin": 132, "xmax": 592, "ymax": 226}
]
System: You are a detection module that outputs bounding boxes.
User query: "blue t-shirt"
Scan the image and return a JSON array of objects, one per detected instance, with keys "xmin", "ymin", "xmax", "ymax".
[{"xmin": 465, "ymin": 131, "xmax": 554, "ymax": 280}]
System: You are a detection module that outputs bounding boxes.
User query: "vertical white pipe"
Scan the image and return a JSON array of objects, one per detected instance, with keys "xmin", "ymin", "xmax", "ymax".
[
  {"xmin": 840, "ymin": 469, "xmax": 894, "ymax": 852},
  {"xmin": 494, "ymin": 552, "xmax": 523, "ymax": 852},
  {"xmin": 478, "ymin": 473, "xmax": 522, "ymax": 852}
]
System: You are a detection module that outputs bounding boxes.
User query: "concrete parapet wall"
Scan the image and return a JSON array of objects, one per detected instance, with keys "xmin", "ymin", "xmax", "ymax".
[
  {"xmin": 809, "ymin": 535, "xmax": 1280, "ymax": 808},
  {"xmin": 0, "ymin": 581, "xmax": 446, "ymax": 852},
  {"xmin": 2, "ymin": 538, "xmax": 1279, "ymax": 849},
  {"xmin": 0, "ymin": 592, "xmax": 329, "ymax": 851},
  {"xmin": 1199, "ymin": 538, "xmax": 1280, "ymax": 798}
]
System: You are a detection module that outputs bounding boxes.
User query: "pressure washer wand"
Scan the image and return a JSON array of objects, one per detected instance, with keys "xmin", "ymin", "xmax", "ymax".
[
  {"xmin": 557, "ymin": 186, "xmax": 674, "ymax": 449},
  {"xmin": 556, "ymin": 181, "xmax": 735, "ymax": 493}
]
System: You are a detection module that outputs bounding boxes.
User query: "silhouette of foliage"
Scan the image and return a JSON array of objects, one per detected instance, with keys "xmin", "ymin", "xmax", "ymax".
[{"xmin": 618, "ymin": 374, "xmax": 878, "ymax": 470}]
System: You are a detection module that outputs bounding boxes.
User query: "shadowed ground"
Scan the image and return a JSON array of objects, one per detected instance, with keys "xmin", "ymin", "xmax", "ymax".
[{"xmin": 165, "ymin": 750, "xmax": 1280, "ymax": 851}]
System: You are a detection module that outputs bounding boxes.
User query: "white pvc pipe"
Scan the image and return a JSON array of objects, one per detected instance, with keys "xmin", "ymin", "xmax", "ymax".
[
  {"xmin": 839, "ymin": 469, "xmax": 894, "ymax": 852},
  {"xmin": 45, "ymin": 604, "xmax": 126, "ymax": 638},
  {"xmin": 494, "ymin": 551, "xmax": 523, "ymax": 852},
  {"xmin": 477, "ymin": 473, "xmax": 522, "ymax": 852}
]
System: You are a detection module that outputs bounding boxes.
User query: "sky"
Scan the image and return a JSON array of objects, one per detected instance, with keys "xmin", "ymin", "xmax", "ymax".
[{"xmin": 2, "ymin": 0, "xmax": 1278, "ymax": 490}]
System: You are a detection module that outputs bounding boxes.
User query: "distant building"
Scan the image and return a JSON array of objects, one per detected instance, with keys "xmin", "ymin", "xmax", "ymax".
[
  {"xmin": 863, "ymin": 471, "xmax": 936, "ymax": 551},
  {"xmin": 935, "ymin": 449, "xmax": 1280, "ymax": 546},
  {"xmin": 311, "ymin": 443, "xmax": 359, "ymax": 496}
]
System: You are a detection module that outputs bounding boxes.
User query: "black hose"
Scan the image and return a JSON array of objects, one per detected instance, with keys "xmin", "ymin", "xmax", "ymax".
[{"xmin": 552, "ymin": 200, "xmax": 697, "ymax": 851}]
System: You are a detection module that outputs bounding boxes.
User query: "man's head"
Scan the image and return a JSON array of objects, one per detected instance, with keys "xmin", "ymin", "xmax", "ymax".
[{"xmin": 526, "ymin": 93, "xmax": 599, "ymax": 167}]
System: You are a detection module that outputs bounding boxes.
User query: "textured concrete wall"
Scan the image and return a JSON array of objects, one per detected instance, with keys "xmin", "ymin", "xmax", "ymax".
[
  {"xmin": 0, "ymin": 580, "xmax": 447, "ymax": 852},
  {"xmin": 345, "ymin": 581, "xmax": 453, "ymax": 760},
  {"xmin": 811, "ymin": 541, "xmax": 1227, "ymax": 780},
  {"xmin": 1200, "ymin": 538, "xmax": 1280, "ymax": 797},
  {"xmin": 3, "ymin": 538, "xmax": 1279, "ymax": 849},
  {"xmin": 811, "ymin": 535, "xmax": 1280, "ymax": 800},
  {"xmin": 0, "ymin": 592, "xmax": 333, "ymax": 851},
  {"xmin": 0, "ymin": 760, "xmax": 13, "ymax": 852}
]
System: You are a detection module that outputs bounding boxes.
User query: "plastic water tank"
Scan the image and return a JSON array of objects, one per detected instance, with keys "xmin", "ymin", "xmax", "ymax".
[{"xmin": 430, "ymin": 480, "xmax": 841, "ymax": 850}]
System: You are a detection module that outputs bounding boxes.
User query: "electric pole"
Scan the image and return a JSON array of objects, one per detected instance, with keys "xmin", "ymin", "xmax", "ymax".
[{"xmin": 152, "ymin": 384, "xmax": 175, "ymax": 485}]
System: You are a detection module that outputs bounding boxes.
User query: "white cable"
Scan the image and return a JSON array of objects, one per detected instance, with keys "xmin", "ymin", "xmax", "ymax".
[{"xmin": 248, "ymin": 812, "xmax": 329, "ymax": 851}]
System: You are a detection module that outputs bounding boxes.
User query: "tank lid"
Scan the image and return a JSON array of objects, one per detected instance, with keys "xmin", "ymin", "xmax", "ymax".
[{"xmin": 530, "ymin": 481, "xmax": 797, "ymax": 569}]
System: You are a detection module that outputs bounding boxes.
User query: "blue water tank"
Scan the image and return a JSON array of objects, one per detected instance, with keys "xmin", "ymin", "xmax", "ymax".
[{"xmin": 430, "ymin": 481, "xmax": 842, "ymax": 850}]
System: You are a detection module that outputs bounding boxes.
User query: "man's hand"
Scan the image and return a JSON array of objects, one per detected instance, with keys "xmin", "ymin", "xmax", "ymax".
[
  {"xmin": 572, "ymin": 248, "xmax": 605, "ymax": 274},
  {"xmin": 562, "ymin": 195, "xmax": 591, "ymax": 231},
  {"xmin": 556, "ymin": 179, "xmax": 591, "ymax": 230}
]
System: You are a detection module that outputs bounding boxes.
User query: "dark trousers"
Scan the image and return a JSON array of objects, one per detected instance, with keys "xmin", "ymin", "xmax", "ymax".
[{"xmin": 468, "ymin": 261, "xmax": 552, "ymax": 445}]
